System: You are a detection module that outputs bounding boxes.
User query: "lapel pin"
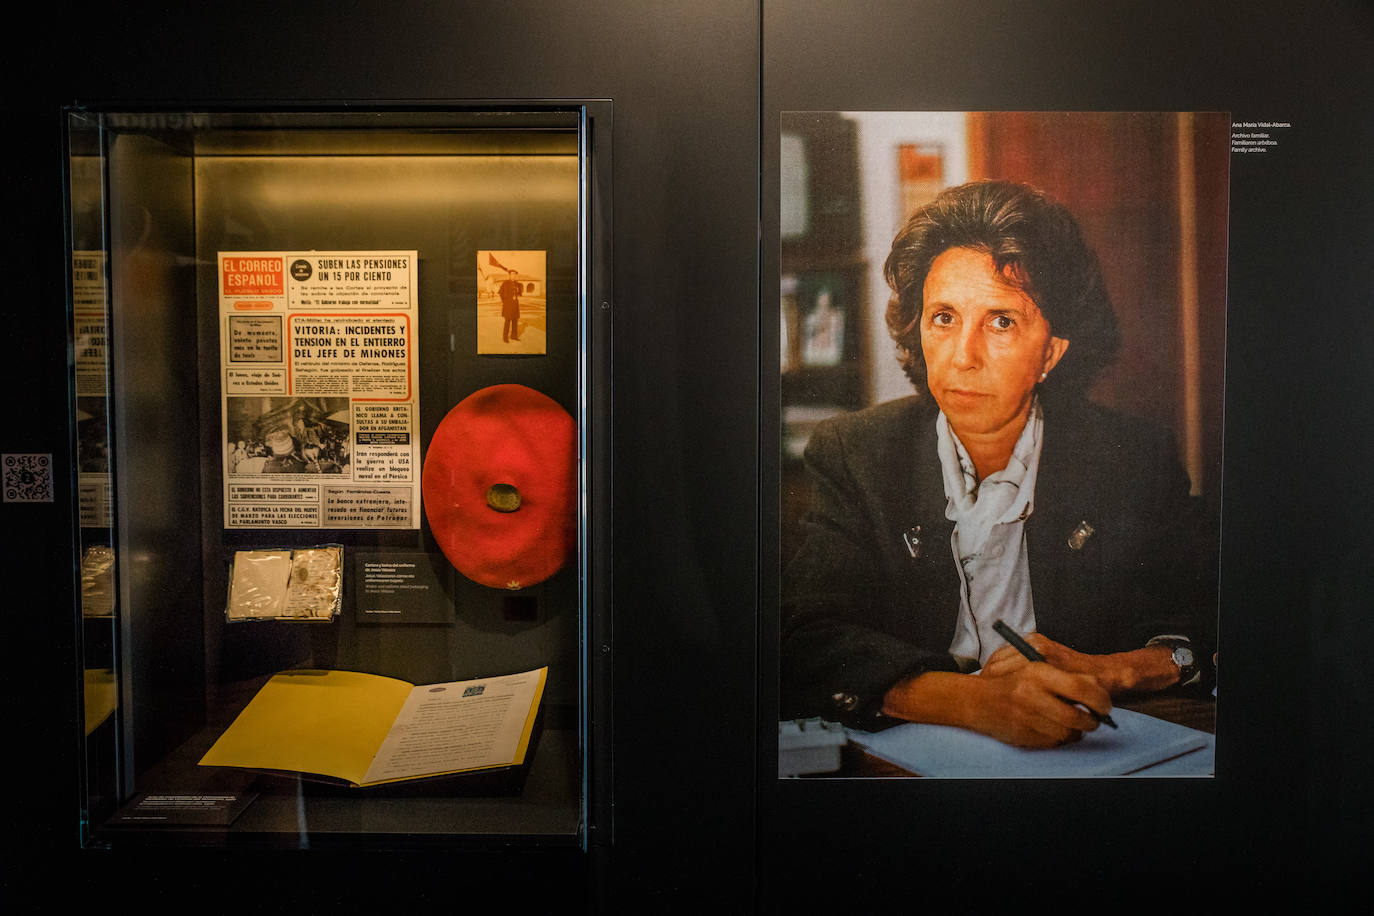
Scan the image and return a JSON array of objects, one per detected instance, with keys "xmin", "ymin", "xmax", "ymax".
[
  {"xmin": 903, "ymin": 526, "xmax": 923, "ymax": 559},
  {"xmin": 1067, "ymin": 520, "xmax": 1095, "ymax": 551}
]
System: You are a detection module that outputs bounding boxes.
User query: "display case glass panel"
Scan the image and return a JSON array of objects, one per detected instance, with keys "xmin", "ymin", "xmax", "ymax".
[{"xmin": 66, "ymin": 107, "xmax": 610, "ymax": 847}]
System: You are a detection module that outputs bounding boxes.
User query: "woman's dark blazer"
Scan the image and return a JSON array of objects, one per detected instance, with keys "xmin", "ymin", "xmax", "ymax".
[{"xmin": 780, "ymin": 394, "xmax": 1217, "ymax": 728}]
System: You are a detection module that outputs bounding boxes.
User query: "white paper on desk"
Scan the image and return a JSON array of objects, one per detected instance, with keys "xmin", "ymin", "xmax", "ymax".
[{"xmin": 848, "ymin": 707, "xmax": 1211, "ymax": 778}]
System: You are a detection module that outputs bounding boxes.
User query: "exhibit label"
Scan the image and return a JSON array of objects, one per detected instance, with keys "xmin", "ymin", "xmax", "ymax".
[{"xmin": 354, "ymin": 552, "xmax": 453, "ymax": 624}]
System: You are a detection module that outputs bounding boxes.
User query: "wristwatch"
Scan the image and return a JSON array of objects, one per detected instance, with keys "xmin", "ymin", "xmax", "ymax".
[{"xmin": 1147, "ymin": 636, "xmax": 1199, "ymax": 687}]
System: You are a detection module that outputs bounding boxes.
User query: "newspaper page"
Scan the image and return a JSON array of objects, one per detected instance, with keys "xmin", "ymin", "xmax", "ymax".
[
  {"xmin": 218, "ymin": 251, "xmax": 420, "ymax": 530},
  {"xmin": 73, "ymin": 250, "xmax": 113, "ymax": 528}
]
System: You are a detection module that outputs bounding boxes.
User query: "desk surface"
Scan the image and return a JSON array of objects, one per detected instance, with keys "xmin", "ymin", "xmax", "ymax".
[{"xmin": 1116, "ymin": 692, "xmax": 1216, "ymax": 734}]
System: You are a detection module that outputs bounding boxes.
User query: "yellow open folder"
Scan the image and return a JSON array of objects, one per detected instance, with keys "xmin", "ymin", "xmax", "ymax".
[{"xmin": 199, "ymin": 667, "xmax": 547, "ymax": 787}]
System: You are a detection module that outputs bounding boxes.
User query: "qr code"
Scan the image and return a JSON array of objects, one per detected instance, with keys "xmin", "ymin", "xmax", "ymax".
[{"xmin": 2, "ymin": 453, "xmax": 54, "ymax": 503}]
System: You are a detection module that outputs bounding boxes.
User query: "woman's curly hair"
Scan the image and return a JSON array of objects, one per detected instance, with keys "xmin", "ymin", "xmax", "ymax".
[{"xmin": 883, "ymin": 179, "xmax": 1120, "ymax": 400}]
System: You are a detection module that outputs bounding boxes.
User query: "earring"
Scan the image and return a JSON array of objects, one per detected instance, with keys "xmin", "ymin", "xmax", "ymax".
[{"xmin": 1039, "ymin": 372, "xmax": 1047, "ymax": 382}]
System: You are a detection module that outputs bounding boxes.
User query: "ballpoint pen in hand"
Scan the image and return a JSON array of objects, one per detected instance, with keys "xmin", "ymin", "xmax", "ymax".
[{"xmin": 991, "ymin": 619, "xmax": 1118, "ymax": 729}]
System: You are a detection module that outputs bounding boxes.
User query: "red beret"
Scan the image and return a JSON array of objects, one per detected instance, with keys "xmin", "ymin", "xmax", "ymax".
[{"xmin": 422, "ymin": 384, "xmax": 576, "ymax": 589}]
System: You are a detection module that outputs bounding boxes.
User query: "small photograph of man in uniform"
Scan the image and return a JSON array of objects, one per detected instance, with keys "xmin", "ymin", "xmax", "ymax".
[{"xmin": 477, "ymin": 250, "xmax": 547, "ymax": 355}]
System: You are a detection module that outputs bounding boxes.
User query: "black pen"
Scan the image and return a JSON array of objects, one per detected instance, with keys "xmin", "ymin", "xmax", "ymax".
[{"xmin": 991, "ymin": 619, "xmax": 1118, "ymax": 729}]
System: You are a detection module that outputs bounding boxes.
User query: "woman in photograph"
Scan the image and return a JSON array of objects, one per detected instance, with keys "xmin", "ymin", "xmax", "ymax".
[{"xmin": 781, "ymin": 180, "xmax": 1216, "ymax": 748}]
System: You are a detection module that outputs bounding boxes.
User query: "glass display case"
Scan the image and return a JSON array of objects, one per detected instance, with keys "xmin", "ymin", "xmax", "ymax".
[{"xmin": 65, "ymin": 105, "xmax": 612, "ymax": 848}]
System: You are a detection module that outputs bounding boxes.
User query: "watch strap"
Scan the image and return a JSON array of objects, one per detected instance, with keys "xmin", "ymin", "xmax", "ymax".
[{"xmin": 1146, "ymin": 636, "xmax": 1200, "ymax": 687}]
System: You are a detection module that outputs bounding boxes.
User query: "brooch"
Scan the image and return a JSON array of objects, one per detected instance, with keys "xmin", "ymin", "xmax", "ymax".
[
  {"xmin": 1067, "ymin": 520, "xmax": 1095, "ymax": 551},
  {"xmin": 902, "ymin": 526, "xmax": 923, "ymax": 559}
]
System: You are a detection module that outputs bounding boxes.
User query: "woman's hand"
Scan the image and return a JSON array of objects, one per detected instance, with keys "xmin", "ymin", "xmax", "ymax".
[
  {"xmin": 881, "ymin": 665, "xmax": 1111, "ymax": 749},
  {"xmin": 983, "ymin": 632, "xmax": 1179, "ymax": 695}
]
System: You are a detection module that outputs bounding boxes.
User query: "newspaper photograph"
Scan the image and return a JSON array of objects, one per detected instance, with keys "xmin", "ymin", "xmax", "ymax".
[{"xmin": 218, "ymin": 250, "xmax": 420, "ymax": 529}]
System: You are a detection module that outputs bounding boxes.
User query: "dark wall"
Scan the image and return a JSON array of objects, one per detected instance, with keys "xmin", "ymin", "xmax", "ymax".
[
  {"xmin": 7, "ymin": 0, "xmax": 760, "ymax": 907},
  {"xmin": 5, "ymin": 0, "xmax": 1372, "ymax": 907},
  {"xmin": 761, "ymin": 0, "xmax": 1374, "ymax": 901}
]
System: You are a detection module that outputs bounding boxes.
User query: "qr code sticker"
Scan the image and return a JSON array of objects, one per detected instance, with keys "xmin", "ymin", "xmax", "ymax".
[{"xmin": 2, "ymin": 453, "xmax": 55, "ymax": 503}]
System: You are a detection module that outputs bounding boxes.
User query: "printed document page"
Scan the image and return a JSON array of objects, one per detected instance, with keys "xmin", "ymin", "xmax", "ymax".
[{"xmin": 363, "ymin": 668, "xmax": 546, "ymax": 784}]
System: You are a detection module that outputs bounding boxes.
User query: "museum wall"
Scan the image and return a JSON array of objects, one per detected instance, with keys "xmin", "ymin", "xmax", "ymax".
[{"xmin": 2, "ymin": 0, "xmax": 1371, "ymax": 906}]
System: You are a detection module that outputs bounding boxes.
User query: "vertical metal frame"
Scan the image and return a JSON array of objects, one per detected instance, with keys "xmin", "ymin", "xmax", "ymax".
[{"xmin": 581, "ymin": 99, "xmax": 615, "ymax": 849}]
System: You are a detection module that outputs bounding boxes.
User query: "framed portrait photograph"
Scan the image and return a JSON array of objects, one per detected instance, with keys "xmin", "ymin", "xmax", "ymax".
[{"xmin": 777, "ymin": 110, "xmax": 1229, "ymax": 778}]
